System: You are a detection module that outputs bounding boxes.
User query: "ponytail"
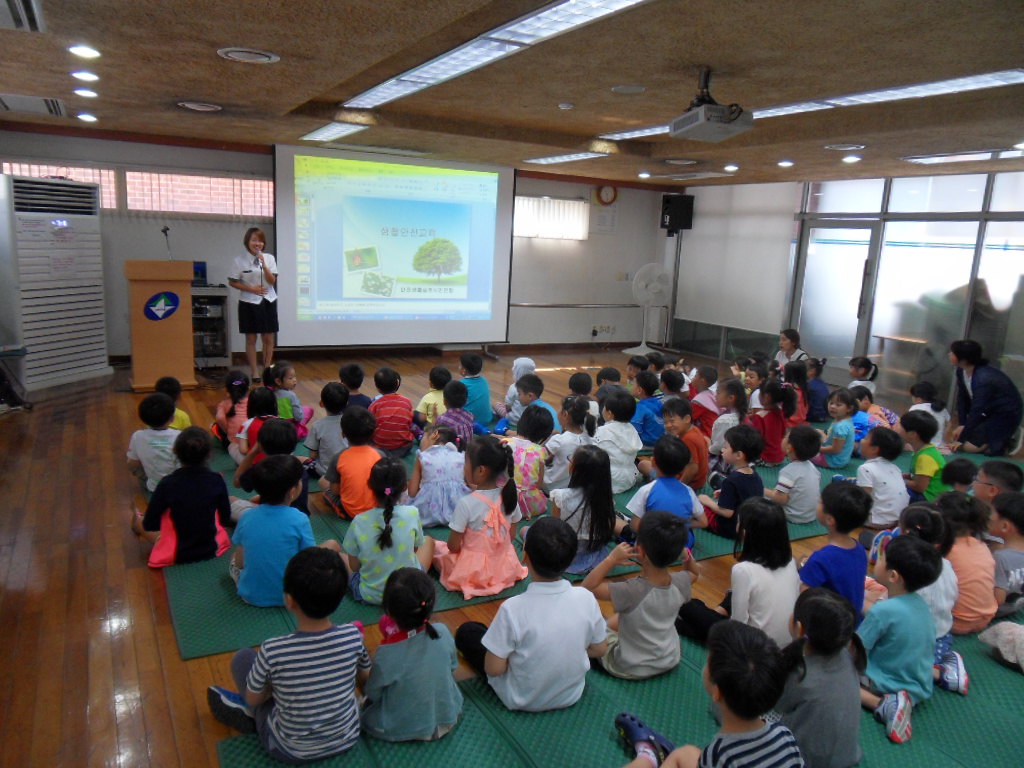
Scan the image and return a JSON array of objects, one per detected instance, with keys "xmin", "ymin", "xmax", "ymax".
[
  {"xmin": 224, "ymin": 370, "xmax": 250, "ymax": 419},
  {"xmin": 763, "ymin": 380, "xmax": 797, "ymax": 418},
  {"xmin": 381, "ymin": 567, "xmax": 440, "ymax": 638},
  {"xmin": 563, "ymin": 395, "xmax": 596, "ymax": 437},
  {"xmin": 909, "ymin": 381, "xmax": 946, "ymax": 413},
  {"xmin": 368, "ymin": 458, "xmax": 408, "ymax": 550},
  {"xmin": 500, "ymin": 441, "xmax": 518, "ymax": 516},
  {"xmin": 849, "ymin": 356, "xmax": 878, "ymax": 382}
]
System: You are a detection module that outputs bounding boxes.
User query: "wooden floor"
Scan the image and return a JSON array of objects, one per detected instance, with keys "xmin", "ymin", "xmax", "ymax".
[{"xmin": 0, "ymin": 347, "xmax": 828, "ymax": 768}]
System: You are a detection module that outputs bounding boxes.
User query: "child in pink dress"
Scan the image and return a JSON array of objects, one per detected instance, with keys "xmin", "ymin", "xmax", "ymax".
[
  {"xmin": 212, "ymin": 370, "xmax": 249, "ymax": 449},
  {"xmin": 431, "ymin": 436, "xmax": 528, "ymax": 598},
  {"xmin": 501, "ymin": 404, "xmax": 553, "ymax": 520}
]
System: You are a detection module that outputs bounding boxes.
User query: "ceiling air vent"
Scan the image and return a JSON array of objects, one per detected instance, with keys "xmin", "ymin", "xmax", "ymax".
[
  {"xmin": 0, "ymin": 93, "xmax": 66, "ymax": 116},
  {"xmin": 0, "ymin": 0, "xmax": 45, "ymax": 32},
  {"xmin": 13, "ymin": 178, "xmax": 99, "ymax": 215}
]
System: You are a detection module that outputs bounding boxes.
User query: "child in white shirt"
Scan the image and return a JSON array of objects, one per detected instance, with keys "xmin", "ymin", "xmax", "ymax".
[
  {"xmin": 126, "ymin": 393, "xmax": 180, "ymax": 492},
  {"xmin": 593, "ymin": 391, "xmax": 642, "ymax": 493},
  {"xmin": 856, "ymin": 427, "xmax": 910, "ymax": 529},
  {"xmin": 765, "ymin": 425, "xmax": 821, "ymax": 524}
]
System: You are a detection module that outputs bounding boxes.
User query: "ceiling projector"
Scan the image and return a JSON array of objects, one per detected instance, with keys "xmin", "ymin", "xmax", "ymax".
[{"xmin": 669, "ymin": 67, "xmax": 753, "ymax": 142}]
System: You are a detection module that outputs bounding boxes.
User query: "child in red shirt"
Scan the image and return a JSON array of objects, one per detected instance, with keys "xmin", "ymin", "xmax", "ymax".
[
  {"xmin": 369, "ymin": 367, "xmax": 415, "ymax": 457},
  {"xmin": 750, "ymin": 380, "xmax": 796, "ymax": 465}
]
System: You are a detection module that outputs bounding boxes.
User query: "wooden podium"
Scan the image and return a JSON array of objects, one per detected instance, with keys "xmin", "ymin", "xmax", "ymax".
[{"xmin": 124, "ymin": 260, "xmax": 198, "ymax": 392}]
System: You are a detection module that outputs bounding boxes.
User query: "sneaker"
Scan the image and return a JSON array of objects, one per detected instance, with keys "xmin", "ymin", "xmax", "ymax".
[
  {"xmin": 207, "ymin": 686, "xmax": 255, "ymax": 734},
  {"xmin": 874, "ymin": 691, "xmax": 912, "ymax": 744},
  {"xmin": 614, "ymin": 712, "xmax": 675, "ymax": 763},
  {"xmin": 936, "ymin": 651, "xmax": 969, "ymax": 695}
]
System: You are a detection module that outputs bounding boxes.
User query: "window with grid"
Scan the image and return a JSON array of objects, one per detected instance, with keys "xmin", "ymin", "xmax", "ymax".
[
  {"xmin": 2, "ymin": 162, "xmax": 118, "ymax": 209},
  {"xmin": 125, "ymin": 171, "xmax": 274, "ymax": 217}
]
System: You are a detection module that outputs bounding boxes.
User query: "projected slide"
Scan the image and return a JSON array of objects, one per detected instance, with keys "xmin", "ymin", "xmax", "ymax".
[{"xmin": 292, "ymin": 155, "xmax": 499, "ymax": 322}]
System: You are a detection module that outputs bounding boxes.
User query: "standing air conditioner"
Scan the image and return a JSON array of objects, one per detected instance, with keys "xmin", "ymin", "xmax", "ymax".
[{"xmin": 0, "ymin": 175, "xmax": 112, "ymax": 393}]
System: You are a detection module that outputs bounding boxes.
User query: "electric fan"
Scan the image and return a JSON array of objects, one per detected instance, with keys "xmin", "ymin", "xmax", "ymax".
[{"xmin": 622, "ymin": 263, "xmax": 671, "ymax": 355}]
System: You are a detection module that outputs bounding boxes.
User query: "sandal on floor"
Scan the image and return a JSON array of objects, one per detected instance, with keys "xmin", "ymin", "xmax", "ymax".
[{"xmin": 614, "ymin": 712, "xmax": 675, "ymax": 763}]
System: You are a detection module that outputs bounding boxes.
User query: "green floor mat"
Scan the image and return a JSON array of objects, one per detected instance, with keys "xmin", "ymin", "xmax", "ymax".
[
  {"xmin": 165, "ymin": 515, "xmax": 347, "ymax": 659},
  {"xmin": 217, "ymin": 734, "xmax": 379, "ymax": 768}
]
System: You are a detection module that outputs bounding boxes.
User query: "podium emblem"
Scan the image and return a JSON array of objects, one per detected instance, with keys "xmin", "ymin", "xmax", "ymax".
[{"xmin": 144, "ymin": 292, "xmax": 180, "ymax": 321}]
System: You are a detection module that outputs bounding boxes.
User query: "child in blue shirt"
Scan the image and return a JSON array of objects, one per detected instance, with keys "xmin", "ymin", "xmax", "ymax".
[
  {"xmin": 800, "ymin": 482, "xmax": 872, "ymax": 621},
  {"xmin": 857, "ymin": 535, "xmax": 942, "ymax": 744},
  {"xmin": 514, "ymin": 373, "xmax": 561, "ymax": 434},
  {"xmin": 625, "ymin": 435, "xmax": 703, "ymax": 549},
  {"xmin": 459, "ymin": 352, "xmax": 492, "ymax": 425},
  {"xmin": 630, "ymin": 370, "xmax": 664, "ymax": 447},
  {"xmin": 230, "ymin": 455, "xmax": 341, "ymax": 607},
  {"xmin": 815, "ymin": 388, "xmax": 857, "ymax": 469}
]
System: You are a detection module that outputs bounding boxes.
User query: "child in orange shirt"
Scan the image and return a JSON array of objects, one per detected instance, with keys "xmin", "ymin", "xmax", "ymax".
[{"xmin": 936, "ymin": 492, "xmax": 997, "ymax": 633}]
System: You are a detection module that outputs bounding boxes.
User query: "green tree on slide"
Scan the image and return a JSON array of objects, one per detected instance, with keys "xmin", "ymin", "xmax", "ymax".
[{"xmin": 412, "ymin": 237, "xmax": 462, "ymax": 281}]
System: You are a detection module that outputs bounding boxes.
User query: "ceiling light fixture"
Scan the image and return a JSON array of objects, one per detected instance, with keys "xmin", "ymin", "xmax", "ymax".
[
  {"xmin": 842, "ymin": 155, "xmax": 862, "ymax": 164},
  {"xmin": 345, "ymin": 0, "xmax": 649, "ymax": 109},
  {"xmin": 611, "ymin": 84, "xmax": 646, "ymax": 95},
  {"xmin": 300, "ymin": 122, "xmax": 368, "ymax": 141},
  {"xmin": 637, "ymin": 171, "xmax": 651, "ymax": 178},
  {"xmin": 71, "ymin": 70, "xmax": 99, "ymax": 81},
  {"xmin": 68, "ymin": 45, "xmax": 100, "ymax": 59},
  {"xmin": 723, "ymin": 164, "xmax": 739, "ymax": 172},
  {"xmin": 824, "ymin": 143, "xmax": 866, "ymax": 151},
  {"xmin": 664, "ymin": 158, "xmax": 698, "ymax": 166},
  {"xmin": 73, "ymin": 88, "xmax": 98, "ymax": 98},
  {"xmin": 524, "ymin": 151, "xmax": 608, "ymax": 165},
  {"xmin": 902, "ymin": 148, "xmax": 1023, "ymax": 165},
  {"xmin": 777, "ymin": 160, "xmax": 794, "ymax": 168},
  {"xmin": 217, "ymin": 47, "xmax": 281, "ymax": 64},
  {"xmin": 1014, "ymin": 142, "xmax": 1024, "ymax": 150},
  {"xmin": 558, "ymin": 101, "xmax": 574, "ymax": 110},
  {"xmin": 752, "ymin": 102, "xmax": 833, "ymax": 119},
  {"xmin": 598, "ymin": 124, "xmax": 670, "ymax": 140},
  {"xmin": 177, "ymin": 101, "xmax": 223, "ymax": 112},
  {"xmin": 76, "ymin": 113, "xmax": 97, "ymax": 122}
]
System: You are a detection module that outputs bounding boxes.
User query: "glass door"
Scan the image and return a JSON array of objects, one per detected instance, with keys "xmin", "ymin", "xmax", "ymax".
[{"xmin": 790, "ymin": 222, "xmax": 881, "ymax": 384}]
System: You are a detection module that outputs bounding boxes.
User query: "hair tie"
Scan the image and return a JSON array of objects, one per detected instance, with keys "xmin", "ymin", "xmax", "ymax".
[
  {"xmin": 384, "ymin": 487, "xmax": 392, "ymax": 496},
  {"xmin": 231, "ymin": 379, "xmax": 244, "ymax": 386},
  {"xmin": 420, "ymin": 600, "xmax": 427, "ymax": 607}
]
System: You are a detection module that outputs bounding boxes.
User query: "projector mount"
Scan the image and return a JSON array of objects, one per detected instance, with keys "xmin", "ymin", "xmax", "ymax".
[{"xmin": 687, "ymin": 66, "xmax": 743, "ymax": 122}]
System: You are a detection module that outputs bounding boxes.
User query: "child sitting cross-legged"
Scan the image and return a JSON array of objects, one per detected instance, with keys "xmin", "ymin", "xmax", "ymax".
[
  {"xmin": 750, "ymin": 379, "xmax": 796, "ymax": 465},
  {"xmin": 813, "ymin": 388, "xmax": 857, "ymax": 470},
  {"xmin": 614, "ymin": 621, "xmax": 803, "ymax": 768},
  {"xmin": 936, "ymin": 491, "xmax": 997, "ymax": 634},
  {"xmin": 855, "ymin": 426, "xmax": 910, "ymax": 535},
  {"xmin": 582, "ymin": 511, "xmax": 698, "ymax": 680},
  {"xmin": 431, "ymin": 435, "xmax": 528, "ymax": 598},
  {"xmin": 339, "ymin": 362, "xmax": 372, "ymax": 410},
  {"xmin": 625, "ymin": 435, "xmax": 704, "ymax": 550},
  {"xmin": 207, "ymin": 547, "xmax": 369, "ymax": 762},
  {"xmin": 765, "ymin": 424, "xmax": 821, "ymax": 525},
  {"xmin": 857, "ymin": 535, "xmax": 942, "ymax": 744},
  {"xmin": 231, "ymin": 386, "xmax": 278, "ymax": 465},
  {"xmin": 133, "ymin": 426, "xmax": 232, "ymax": 568},
  {"xmin": 689, "ymin": 365, "xmax": 721, "ymax": 439},
  {"xmin": 594, "ymin": 391, "xmax": 643, "ymax": 493},
  {"xmin": 542, "ymin": 394, "xmax": 596, "ymax": 492},
  {"xmin": 320, "ymin": 406, "xmax": 383, "ymax": 519},
  {"xmin": 630, "ymin": 371, "xmax": 665, "ymax": 448},
  {"xmin": 127, "ymin": 392, "xmax": 180, "ymax": 492},
  {"xmin": 435, "ymin": 380, "xmax": 474, "ymax": 451},
  {"xmin": 230, "ymin": 455, "xmax": 341, "ymax": 607},
  {"xmin": 369, "ymin": 366, "xmax": 415, "ymax": 458},
  {"xmin": 455, "ymin": 516, "xmax": 607, "ymax": 711},
  {"xmin": 155, "ymin": 375, "xmax": 192, "ymax": 430},
  {"xmin": 942, "ymin": 457, "xmax": 977, "ymax": 492},
  {"xmin": 708, "ymin": 377, "xmax": 747, "ymax": 480},
  {"xmin": 692, "ymin": 424, "xmax": 764, "ymax": 540},
  {"xmin": 340, "ymin": 457, "xmax": 434, "ymax": 605},
  {"xmin": 361, "ymin": 567, "xmax": 463, "ymax": 742},
  {"xmin": 407, "ymin": 425, "xmax": 468, "ymax": 527},
  {"xmin": 638, "ymin": 397, "xmax": 708, "ymax": 492},
  {"xmin": 990, "ymin": 492, "xmax": 1024, "ymax": 617},
  {"xmin": 501, "ymin": 403, "xmax": 553, "ymax": 520},
  {"xmin": 546, "ymin": 445, "xmax": 617, "ymax": 575},
  {"xmin": 513, "ymin": 373, "xmax": 561, "ymax": 433},
  {"xmin": 493, "ymin": 357, "xmax": 535, "ymax": 430},
  {"xmin": 799, "ymin": 483, "xmax": 871, "ymax": 621},
  {"xmin": 414, "ymin": 365, "xmax": 451, "ymax": 428},
  {"xmin": 774, "ymin": 588, "xmax": 865, "ymax": 768},
  {"xmin": 898, "ymin": 409, "xmax": 950, "ymax": 502},
  {"xmin": 302, "ymin": 382, "xmax": 349, "ymax": 479},
  {"xmin": 232, "ymin": 418, "xmax": 308, "ymax": 520}
]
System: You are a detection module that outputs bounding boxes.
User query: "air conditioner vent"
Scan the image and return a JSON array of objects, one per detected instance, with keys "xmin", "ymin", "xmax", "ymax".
[
  {"xmin": 0, "ymin": 93, "xmax": 65, "ymax": 116},
  {"xmin": 13, "ymin": 178, "xmax": 98, "ymax": 214},
  {"xmin": 0, "ymin": 0, "xmax": 45, "ymax": 32}
]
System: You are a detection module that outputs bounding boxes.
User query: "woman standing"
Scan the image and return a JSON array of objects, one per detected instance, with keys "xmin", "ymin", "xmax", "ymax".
[
  {"xmin": 228, "ymin": 227, "xmax": 278, "ymax": 382},
  {"xmin": 775, "ymin": 328, "xmax": 809, "ymax": 369},
  {"xmin": 949, "ymin": 339, "xmax": 1023, "ymax": 456}
]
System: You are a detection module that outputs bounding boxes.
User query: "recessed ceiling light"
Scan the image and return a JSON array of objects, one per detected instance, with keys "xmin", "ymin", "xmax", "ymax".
[
  {"xmin": 73, "ymin": 88, "xmax": 98, "ymax": 98},
  {"xmin": 664, "ymin": 158, "xmax": 698, "ymax": 166},
  {"xmin": 68, "ymin": 45, "xmax": 101, "ymax": 59},
  {"xmin": 611, "ymin": 84, "xmax": 646, "ymax": 95},
  {"xmin": 300, "ymin": 122, "xmax": 368, "ymax": 141},
  {"xmin": 558, "ymin": 102, "xmax": 574, "ymax": 110},
  {"xmin": 723, "ymin": 164, "xmax": 739, "ymax": 172},
  {"xmin": 76, "ymin": 113, "xmax": 97, "ymax": 122},
  {"xmin": 217, "ymin": 47, "xmax": 281, "ymax": 64},
  {"xmin": 71, "ymin": 71, "xmax": 99, "ymax": 82},
  {"xmin": 177, "ymin": 101, "xmax": 223, "ymax": 112},
  {"xmin": 598, "ymin": 124, "xmax": 670, "ymax": 141},
  {"xmin": 825, "ymin": 143, "xmax": 866, "ymax": 151},
  {"xmin": 777, "ymin": 160, "xmax": 794, "ymax": 168},
  {"xmin": 524, "ymin": 151, "xmax": 608, "ymax": 165},
  {"xmin": 842, "ymin": 155, "xmax": 862, "ymax": 164},
  {"xmin": 637, "ymin": 171, "xmax": 651, "ymax": 178}
]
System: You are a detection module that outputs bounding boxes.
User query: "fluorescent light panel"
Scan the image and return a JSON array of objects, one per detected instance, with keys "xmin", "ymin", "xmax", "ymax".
[
  {"xmin": 524, "ymin": 151, "xmax": 607, "ymax": 164},
  {"xmin": 598, "ymin": 124, "xmax": 670, "ymax": 140},
  {"xmin": 344, "ymin": 0, "xmax": 650, "ymax": 109},
  {"xmin": 300, "ymin": 122, "xmax": 368, "ymax": 141},
  {"xmin": 904, "ymin": 149, "xmax": 1023, "ymax": 165}
]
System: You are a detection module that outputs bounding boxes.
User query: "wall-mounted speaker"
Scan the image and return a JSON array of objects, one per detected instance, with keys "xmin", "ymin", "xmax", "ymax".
[{"xmin": 660, "ymin": 194, "xmax": 694, "ymax": 231}]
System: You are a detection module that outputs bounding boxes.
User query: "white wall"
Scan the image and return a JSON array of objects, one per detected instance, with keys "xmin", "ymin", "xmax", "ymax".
[
  {"xmin": 4, "ymin": 131, "xmax": 666, "ymax": 353},
  {"xmin": 674, "ymin": 182, "xmax": 801, "ymax": 334},
  {"xmin": 509, "ymin": 176, "xmax": 664, "ymax": 345}
]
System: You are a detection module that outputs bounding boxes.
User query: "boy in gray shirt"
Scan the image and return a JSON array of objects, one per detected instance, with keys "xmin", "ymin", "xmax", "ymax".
[
  {"xmin": 991, "ymin": 493, "xmax": 1024, "ymax": 616},
  {"xmin": 303, "ymin": 383, "xmax": 349, "ymax": 478},
  {"xmin": 582, "ymin": 511, "xmax": 699, "ymax": 679},
  {"xmin": 766, "ymin": 425, "xmax": 821, "ymax": 524}
]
